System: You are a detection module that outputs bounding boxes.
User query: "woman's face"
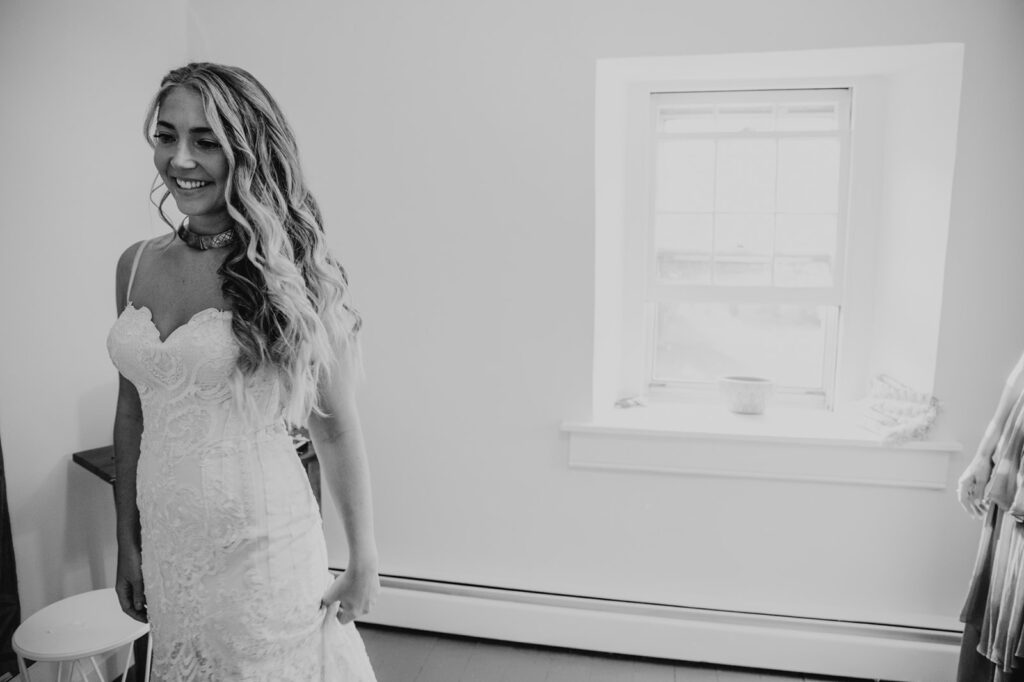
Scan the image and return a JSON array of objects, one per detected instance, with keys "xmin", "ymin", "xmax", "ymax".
[{"xmin": 152, "ymin": 86, "xmax": 231, "ymax": 231}]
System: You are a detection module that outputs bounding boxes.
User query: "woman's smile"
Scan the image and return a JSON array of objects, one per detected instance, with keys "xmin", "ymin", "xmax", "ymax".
[{"xmin": 173, "ymin": 177, "xmax": 213, "ymax": 191}]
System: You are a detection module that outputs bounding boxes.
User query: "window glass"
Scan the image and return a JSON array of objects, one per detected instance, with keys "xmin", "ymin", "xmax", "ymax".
[
  {"xmin": 717, "ymin": 104, "xmax": 774, "ymax": 132},
  {"xmin": 715, "ymin": 139, "xmax": 777, "ymax": 212},
  {"xmin": 777, "ymin": 138, "xmax": 840, "ymax": 213},
  {"xmin": 653, "ymin": 302, "xmax": 830, "ymax": 388},
  {"xmin": 776, "ymin": 102, "xmax": 838, "ymax": 132},
  {"xmin": 655, "ymin": 140, "xmax": 715, "ymax": 212},
  {"xmin": 655, "ymin": 213, "xmax": 713, "ymax": 284},
  {"xmin": 714, "ymin": 213, "xmax": 774, "ymax": 257},
  {"xmin": 647, "ymin": 89, "xmax": 848, "ymax": 396},
  {"xmin": 659, "ymin": 105, "xmax": 715, "ymax": 134}
]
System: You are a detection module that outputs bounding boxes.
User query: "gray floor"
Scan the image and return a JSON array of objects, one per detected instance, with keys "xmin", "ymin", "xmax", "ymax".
[{"xmin": 358, "ymin": 624, "xmax": 865, "ymax": 682}]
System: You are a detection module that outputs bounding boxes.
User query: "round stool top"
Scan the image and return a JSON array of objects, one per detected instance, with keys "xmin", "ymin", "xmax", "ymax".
[{"xmin": 13, "ymin": 588, "xmax": 149, "ymax": 660}]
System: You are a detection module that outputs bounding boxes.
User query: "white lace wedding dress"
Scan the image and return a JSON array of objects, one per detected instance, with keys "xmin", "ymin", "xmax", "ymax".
[{"xmin": 107, "ymin": 240, "xmax": 377, "ymax": 681}]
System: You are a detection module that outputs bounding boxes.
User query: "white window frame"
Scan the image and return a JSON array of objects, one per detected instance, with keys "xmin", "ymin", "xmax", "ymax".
[
  {"xmin": 636, "ymin": 87, "xmax": 852, "ymax": 407},
  {"xmin": 615, "ymin": 76, "xmax": 877, "ymax": 413},
  {"xmin": 591, "ymin": 45, "xmax": 963, "ymax": 440}
]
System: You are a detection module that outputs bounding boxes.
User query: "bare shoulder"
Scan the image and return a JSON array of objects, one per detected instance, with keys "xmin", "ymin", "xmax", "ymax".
[
  {"xmin": 116, "ymin": 240, "xmax": 146, "ymax": 277},
  {"xmin": 115, "ymin": 235, "xmax": 173, "ymax": 312}
]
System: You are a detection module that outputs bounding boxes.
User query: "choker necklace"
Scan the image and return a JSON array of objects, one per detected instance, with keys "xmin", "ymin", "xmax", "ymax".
[{"xmin": 177, "ymin": 222, "xmax": 236, "ymax": 250}]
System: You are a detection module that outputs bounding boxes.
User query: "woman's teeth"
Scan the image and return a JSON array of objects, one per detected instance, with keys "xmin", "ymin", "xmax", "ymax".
[{"xmin": 175, "ymin": 178, "xmax": 210, "ymax": 190}]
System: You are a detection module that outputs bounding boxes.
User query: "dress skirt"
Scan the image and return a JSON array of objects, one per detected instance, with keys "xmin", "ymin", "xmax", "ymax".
[{"xmin": 960, "ymin": 505, "xmax": 1024, "ymax": 681}]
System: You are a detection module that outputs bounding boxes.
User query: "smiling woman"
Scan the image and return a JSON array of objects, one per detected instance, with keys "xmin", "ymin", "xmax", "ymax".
[{"xmin": 106, "ymin": 63, "xmax": 379, "ymax": 681}]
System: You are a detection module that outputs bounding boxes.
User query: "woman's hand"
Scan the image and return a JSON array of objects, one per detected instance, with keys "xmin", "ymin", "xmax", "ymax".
[
  {"xmin": 115, "ymin": 544, "xmax": 147, "ymax": 623},
  {"xmin": 320, "ymin": 562, "xmax": 380, "ymax": 625},
  {"xmin": 958, "ymin": 457, "xmax": 992, "ymax": 519}
]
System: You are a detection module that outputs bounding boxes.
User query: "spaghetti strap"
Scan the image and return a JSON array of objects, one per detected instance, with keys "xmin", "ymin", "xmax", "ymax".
[{"xmin": 125, "ymin": 240, "xmax": 149, "ymax": 306}]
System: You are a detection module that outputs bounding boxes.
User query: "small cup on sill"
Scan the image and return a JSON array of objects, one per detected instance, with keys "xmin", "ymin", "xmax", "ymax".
[{"xmin": 719, "ymin": 376, "xmax": 774, "ymax": 415}]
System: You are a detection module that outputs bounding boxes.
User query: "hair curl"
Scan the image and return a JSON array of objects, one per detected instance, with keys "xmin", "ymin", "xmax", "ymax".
[{"xmin": 144, "ymin": 62, "xmax": 361, "ymax": 425}]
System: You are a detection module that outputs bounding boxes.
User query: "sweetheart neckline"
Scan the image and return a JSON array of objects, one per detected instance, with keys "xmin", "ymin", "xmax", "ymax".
[{"xmin": 122, "ymin": 302, "xmax": 232, "ymax": 345}]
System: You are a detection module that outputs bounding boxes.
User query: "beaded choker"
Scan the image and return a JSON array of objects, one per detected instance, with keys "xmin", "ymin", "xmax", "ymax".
[{"xmin": 177, "ymin": 222, "xmax": 236, "ymax": 250}]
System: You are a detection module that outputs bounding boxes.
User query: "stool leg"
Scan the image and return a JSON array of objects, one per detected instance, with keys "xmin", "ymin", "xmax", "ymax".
[
  {"xmin": 76, "ymin": 659, "xmax": 90, "ymax": 682},
  {"xmin": 120, "ymin": 640, "xmax": 135, "ymax": 682},
  {"xmin": 16, "ymin": 655, "xmax": 30, "ymax": 682},
  {"xmin": 57, "ymin": 660, "xmax": 65, "ymax": 682},
  {"xmin": 143, "ymin": 634, "xmax": 153, "ymax": 682},
  {"xmin": 89, "ymin": 655, "xmax": 104, "ymax": 682}
]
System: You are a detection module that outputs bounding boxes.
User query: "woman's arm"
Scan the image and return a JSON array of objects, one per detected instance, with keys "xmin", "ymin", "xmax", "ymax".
[
  {"xmin": 113, "ymin": 242, "xmax": 147, "ymax": 621},
  {"xmin": 975, "ymin": 351, "xmax": 1024, "ymax": 466},
  {"xmin": 958, "ymin": 350, "xmax": 1024, "ymax": 517},
  {"xmin": 113, "ymin": 374, "xmax": 146, "ymax": 620},
  {"xmin": 309, "ymin": 339, "xmax": 379, "ymax": 624}
]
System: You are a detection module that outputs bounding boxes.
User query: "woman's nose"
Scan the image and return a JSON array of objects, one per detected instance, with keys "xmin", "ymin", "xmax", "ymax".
[{"xmin": 170, "ymin": 142, "xmax": 197, "ymax": 170}]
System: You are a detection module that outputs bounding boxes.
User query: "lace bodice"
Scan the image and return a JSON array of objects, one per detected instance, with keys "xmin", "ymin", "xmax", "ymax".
[{"xmin": 108, "ymin": 301, "xmax": 285, "ymax": 443}]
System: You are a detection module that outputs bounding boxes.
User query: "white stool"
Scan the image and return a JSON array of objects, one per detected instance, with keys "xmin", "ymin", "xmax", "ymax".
[{"xmin": 12, "ymin": 588, "xmax": 151, "ymax": 682}]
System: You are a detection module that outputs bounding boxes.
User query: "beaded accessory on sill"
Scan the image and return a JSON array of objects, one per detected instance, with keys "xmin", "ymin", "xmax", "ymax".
[
  {"xmin": 177, "ymin": 221, "xmax": 236, "ymax": 250},
  {"xmin": 854, "ymin": 374, "xmax": 939, "ymax": 444}
]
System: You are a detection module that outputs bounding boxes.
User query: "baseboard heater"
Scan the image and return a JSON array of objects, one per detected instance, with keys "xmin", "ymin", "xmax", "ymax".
[{"xmin": 356, "ymin": 574, "xmax": 962, "ymax": 682}]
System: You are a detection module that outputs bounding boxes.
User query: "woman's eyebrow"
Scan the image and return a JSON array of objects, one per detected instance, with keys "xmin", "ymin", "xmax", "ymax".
[{"xmin": 155, "ymin": 119, "xmax": 214, "ymax": 134}]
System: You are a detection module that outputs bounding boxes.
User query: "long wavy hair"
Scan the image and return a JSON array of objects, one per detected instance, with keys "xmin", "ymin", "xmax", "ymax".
[{"xmin": 144, "ymin": 62, "xmax": 361, "ymax": 425}]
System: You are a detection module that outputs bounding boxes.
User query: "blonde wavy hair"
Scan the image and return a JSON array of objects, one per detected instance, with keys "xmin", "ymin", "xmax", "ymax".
[{"xmin": 144, "ymin": 62, "xmax": 361, "ymax": 425}]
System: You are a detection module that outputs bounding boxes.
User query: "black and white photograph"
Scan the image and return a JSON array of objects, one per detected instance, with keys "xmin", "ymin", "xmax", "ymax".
[{"xmin": 0, "ymin": 1, "xmax": 1022, "ymax": 681}]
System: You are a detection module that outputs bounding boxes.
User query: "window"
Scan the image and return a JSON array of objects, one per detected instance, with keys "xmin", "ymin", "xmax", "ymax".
[
  {"xmin": 643, "ymin": 89, "xmax": 851, "ymax": 406},
  {"xmin": 593, "ymin": 46, "xmax": 962, "ymax": 423}
]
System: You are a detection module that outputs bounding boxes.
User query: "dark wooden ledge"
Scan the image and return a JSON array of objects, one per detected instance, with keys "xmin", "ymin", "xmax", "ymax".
[
  {"xmin": 72, "ymin": 443, "xmax": 321, "ymax": 509},
  {"xmin": 72, "ymin": 446, "xmax": 116, "ymax": 484}
]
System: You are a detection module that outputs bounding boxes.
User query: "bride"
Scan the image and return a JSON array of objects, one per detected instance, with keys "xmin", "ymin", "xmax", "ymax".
[{"xmin": 107, "ymin": 62, "xmax": 379, "ymax": 681}]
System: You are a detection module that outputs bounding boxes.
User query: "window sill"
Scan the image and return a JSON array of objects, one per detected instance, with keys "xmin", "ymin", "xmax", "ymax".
[{"xmin": 562, "ymin": 405, "xmax": 961, "ymax": 490}]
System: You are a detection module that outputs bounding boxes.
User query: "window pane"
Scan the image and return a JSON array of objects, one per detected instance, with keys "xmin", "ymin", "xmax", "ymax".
[
  {"xmin": 714, "ymin": 213, "xmax": 774, "ymax": 257},
  {"xmin": 775, "ymin": 214, "xmax": 837, "ymax": 255},
  {"xmin": 713, "ymin": 258, "xmax": 771, "ymax": 286},
  {"xmin": 656, "ymin": 214, "xmax": 713, "ymax": 283},
  {"xmin": 777, "ymin": 138, "xmax": 839, "ymax": 213},
  {"xmin": 777, "ymin": 103, "xmax": 839, "ymax": 132},
  {"xmin": 653, "ymin": 302, "xmax": 830, "ymax": 388},
  {"xmin": 655, "ymin": 213, "xmax": 713, "ymax": 253},
  {"xmin": 716, "ymin": 139, "xmax": 776, "ymax": 212},
  {"xmin": 774, "ymin": 255, "xmax": 832, "ymax": 287},
  {"xmin": 658, "ymin": 255, "xmax": 711, "ymax": 284},
  {"xmin": 656, "ymin": 140, "xmax": 716, "ymax": 212},
  {"xmin": 717, "ymin": 104, "xmax": 774, "ymax": 132},
  {"xmin": 660, "ymin": 105, "xmax": 715, "ymax": 133}
]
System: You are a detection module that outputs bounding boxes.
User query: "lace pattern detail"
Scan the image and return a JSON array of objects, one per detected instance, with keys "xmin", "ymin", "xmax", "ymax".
[{"xmin": 108, "ymin": 304, "xmax": 376, "ymax": 681}]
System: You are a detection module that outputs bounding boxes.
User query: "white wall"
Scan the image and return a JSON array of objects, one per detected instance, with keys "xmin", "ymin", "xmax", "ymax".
[
  {"xmin": 0, "ymin": 0, "xmax": 187, "ymax": 616},
  {"xmin": 868, "ymin": 55, "xmax": 963, "ymax": 395},
  {"xmin": 3, "ymin": 0, "xmax": 1024, "ymax": 654},
  {"xmin": 179, "ymin": 0, "xmax": 1024, "ymax": 630}
]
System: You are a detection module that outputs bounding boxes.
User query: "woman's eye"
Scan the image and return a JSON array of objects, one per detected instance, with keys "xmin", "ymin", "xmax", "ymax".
[
  {"xmin": 152, "ymin": 132, "xmax": 174, "ymax": 144},
  {"xmin": 196, "ymin": 139, "xmax": 221, "ymax": 150}
]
